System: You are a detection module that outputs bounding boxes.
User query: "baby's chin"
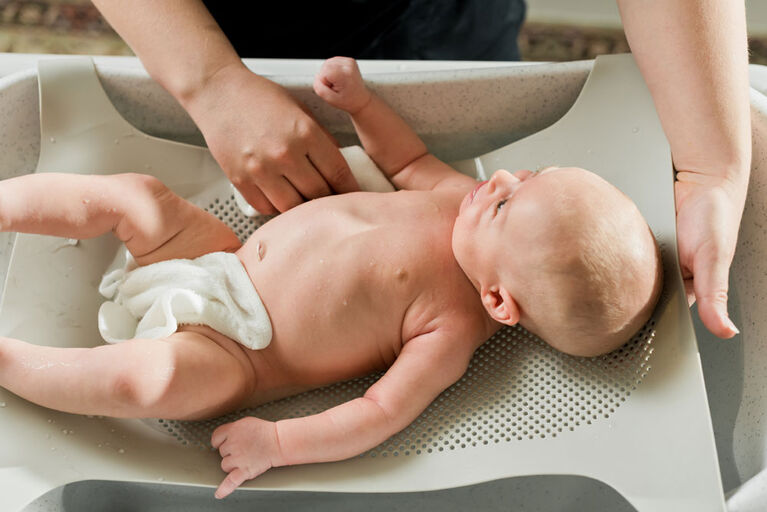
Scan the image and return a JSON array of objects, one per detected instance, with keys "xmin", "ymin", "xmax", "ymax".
[{"xmin": 457, "ymin": 189, "xmax": 473, "ymax": 215}]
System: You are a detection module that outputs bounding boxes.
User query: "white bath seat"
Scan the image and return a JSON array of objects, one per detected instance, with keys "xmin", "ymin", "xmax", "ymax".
[{"xmin": 0, "ymin": 54, "xmax": 743, "ymax": 511}]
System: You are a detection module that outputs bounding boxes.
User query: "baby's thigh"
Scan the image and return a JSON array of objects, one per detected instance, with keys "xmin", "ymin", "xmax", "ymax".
[{"xmin": 155, "ymin": 328, "xmax": 257, "ymax": 419}]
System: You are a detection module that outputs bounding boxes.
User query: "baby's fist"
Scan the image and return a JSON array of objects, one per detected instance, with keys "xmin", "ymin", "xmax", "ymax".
[
  {"xmin": 211, "ymin": 417, "xmax": 281, "ymax": 499},
  {"xmin": 314, "ymin": 57, "xmax": 371, "ymax": 113}
]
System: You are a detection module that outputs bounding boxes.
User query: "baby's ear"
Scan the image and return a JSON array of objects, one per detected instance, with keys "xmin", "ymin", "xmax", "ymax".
[{"xmin": 481, "ymin": 285, "xmax": 520, "ymax": 326}]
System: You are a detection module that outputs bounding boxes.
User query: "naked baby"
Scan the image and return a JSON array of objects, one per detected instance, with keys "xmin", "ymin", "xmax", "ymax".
[{"xmin": 0, "ymin": 57, "xmax": 662, "ymax": 498}]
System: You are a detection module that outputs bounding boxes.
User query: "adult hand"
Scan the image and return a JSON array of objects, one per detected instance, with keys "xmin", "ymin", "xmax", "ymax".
[
  {"xmin": 185, "ymin": 63, "xmax": 359, "ymax": 214},
  {"xmin": 674, "ymin": 171, "xmax": 746, "ymax": 338}
]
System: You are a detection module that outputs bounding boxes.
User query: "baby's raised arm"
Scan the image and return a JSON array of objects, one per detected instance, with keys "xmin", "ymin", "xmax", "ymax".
[
  {"xmin": 211, "ymin": 328, "xmax": 473, "ymax": 498},
  {"xmin": 314, "ymin": 57, "xmax": 474, "ymax": 192},
  {"xmin": 0, "ymin": 173, "xmax": 240, "ymax": 265}
]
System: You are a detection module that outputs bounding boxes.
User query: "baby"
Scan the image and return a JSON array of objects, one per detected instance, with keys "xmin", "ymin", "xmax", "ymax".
[{"xmin": 0, "ymin": 57, "xmax": 661, "ymax": 498}]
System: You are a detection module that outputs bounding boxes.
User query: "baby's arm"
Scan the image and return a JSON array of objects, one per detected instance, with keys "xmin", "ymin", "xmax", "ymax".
[
  {"xmin": 211, "ymin": 329, "xmax": 473, "ymax": 498},
  {"xmin": 314, "ymin": 57, "xmax": 474, "ymax": 192},
  {"xmin": 0, "ymin": 173, "xmax": 241, "ymax": 265}
]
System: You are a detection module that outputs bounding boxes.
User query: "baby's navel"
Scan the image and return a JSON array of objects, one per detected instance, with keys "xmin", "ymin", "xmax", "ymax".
[{"xmin": 256, "ymin": 241, "xmax": 265, "ymax": 261}]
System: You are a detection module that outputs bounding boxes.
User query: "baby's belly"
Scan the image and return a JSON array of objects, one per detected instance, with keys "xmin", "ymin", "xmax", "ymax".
[
  {"xmin": 229, "ymin": 191, "xmax": 448, "ymax": 401},
  {"xmin": 246, "ymin": 281, "xmax": 406, "ymax": 397}
]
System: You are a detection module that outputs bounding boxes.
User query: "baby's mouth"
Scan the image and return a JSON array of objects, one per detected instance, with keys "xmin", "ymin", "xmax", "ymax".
[{"xmin": 471, "ymin": 181, "xmax": 488, "ymax": 203}]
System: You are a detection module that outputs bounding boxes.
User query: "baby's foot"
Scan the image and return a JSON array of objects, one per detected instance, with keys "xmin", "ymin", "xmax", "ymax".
[{"xmin": 313, "ymin": 57, "xmax": 372, "ymax": 114}]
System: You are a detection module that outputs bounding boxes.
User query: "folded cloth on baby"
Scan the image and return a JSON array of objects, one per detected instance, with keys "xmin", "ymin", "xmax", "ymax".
[
  {"xmin": 233, "ymin": 145, "xmax": 395, "ymax": 216},
  {"xmin": 98, "ymin": 251, "xmax": 272, "ymax": 349}
]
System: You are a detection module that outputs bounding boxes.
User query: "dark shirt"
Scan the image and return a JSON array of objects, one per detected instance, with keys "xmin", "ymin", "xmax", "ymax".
[{"xmin": 203, "ymin": 0, "xmax": 526, "ymax": 61}]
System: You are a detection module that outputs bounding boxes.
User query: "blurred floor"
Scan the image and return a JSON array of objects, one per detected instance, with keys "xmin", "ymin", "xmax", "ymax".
[{"xmin": 0, "ymin": 0, "xmax": 766, "ymax": 65}]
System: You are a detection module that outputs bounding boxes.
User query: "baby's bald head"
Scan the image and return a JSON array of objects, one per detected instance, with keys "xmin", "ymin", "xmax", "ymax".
[{"xmin": 506, "ymin": 168, "xmax": 662, "ymax": 356}]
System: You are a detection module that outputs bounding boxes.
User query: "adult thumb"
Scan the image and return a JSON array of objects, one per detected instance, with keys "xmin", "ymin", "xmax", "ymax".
[{"xmin": 693, "ymin": 249, "xmax": 739, "ymax": 339}]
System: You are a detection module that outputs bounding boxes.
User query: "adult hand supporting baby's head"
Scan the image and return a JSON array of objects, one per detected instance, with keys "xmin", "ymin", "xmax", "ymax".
[
  {"xmin": 183, "ymin": 62, "xmax": 359, "ymax": 214},
  {"xmin": 675, "ymin": 172, "xmax": 746, "ymax": 339}
]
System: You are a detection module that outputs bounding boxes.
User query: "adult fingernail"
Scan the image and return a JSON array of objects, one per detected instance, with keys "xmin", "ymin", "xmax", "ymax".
[{"xmin": 726, "ymin": 317, "xmax": 740, "ymax": 335}]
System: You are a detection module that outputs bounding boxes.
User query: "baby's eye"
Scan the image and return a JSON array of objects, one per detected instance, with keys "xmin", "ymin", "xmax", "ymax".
[{"xmin": 496, "ymin": 199, "xmax": 508, "ymax": 212}]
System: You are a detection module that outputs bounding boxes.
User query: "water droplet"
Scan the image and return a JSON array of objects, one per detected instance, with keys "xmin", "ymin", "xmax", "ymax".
[
  {"xmin": 632, "ymin": 127, "xmax": 639, "ymax": 133},
  {"xmin": 0, "ymin": 401, "xmax": 6, "ymax": 408},
  {"xmin": 82, "ymin": 198, "xmax": 90, "ymax": 204},
  {"xmin": 49, "ymin": 137, "xmax": 56, "ymax": 143},
  {"xmin": 118, "ymin": 448, "xmax": 126, "ymax": 454},
  {"xmin": 157, "ymin": 477, "xmax": 165, "ymax": 482},
  {"xmin": 61, "ymin": 429, "xmax": 69, "ymax": 435},
  {"xmin": 50, "ymin": 447, "xmax": 56, "ymax": 451},
  {"xmin": 114, "ymin": 139, "xmax": 120, "ymax": 145}
]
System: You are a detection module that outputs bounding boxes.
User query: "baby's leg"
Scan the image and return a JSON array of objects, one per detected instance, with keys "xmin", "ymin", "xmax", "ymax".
[{"xmin": 0, "ymin": 330, "xmax": 255, "ymax": 420}]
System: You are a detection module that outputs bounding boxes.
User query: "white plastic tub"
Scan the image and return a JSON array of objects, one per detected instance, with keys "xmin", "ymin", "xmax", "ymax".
[{"xmin": 1, "ymin": 54, "xmax": 767, "ymax": 511}]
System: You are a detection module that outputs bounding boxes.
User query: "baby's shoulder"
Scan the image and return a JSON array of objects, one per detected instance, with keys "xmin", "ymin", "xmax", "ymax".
[{"xmin": 404, "ymin": 295, "xmax": 489, "ymax": 351}]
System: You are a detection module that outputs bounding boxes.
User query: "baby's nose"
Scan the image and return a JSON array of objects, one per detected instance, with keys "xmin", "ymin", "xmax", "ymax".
[{"xmin": 489, "ymin": 169, "xmax": 518, "ymax": 191}]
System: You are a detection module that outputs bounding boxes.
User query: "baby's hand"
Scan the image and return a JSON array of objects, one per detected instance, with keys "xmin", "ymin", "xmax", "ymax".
[
  {"xmin": 313, "ymin": 57, "xmax": 372, "ymax": 114},
  {"xmin": 211, "ymin": 417, "xmax": 282, "ymax": 499}
]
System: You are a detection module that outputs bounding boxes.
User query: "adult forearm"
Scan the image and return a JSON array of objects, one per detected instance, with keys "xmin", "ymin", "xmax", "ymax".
[
  {"xmin": 92, "ymin": 0, "xmax": 243, "ymax": 106},
  {"xmin": 618, "ymin": 0, "xmax": 751, "ymax": 187}
]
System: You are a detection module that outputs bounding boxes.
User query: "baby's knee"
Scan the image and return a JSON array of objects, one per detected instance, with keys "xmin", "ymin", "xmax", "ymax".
[{"xmin": 107, "ymin": 343, "xmax": 178, "ymax": 413}]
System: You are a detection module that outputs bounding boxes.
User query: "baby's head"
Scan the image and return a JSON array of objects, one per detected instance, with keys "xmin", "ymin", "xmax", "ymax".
[{"xmin": 452, "ymin": 167, "xmax": 662, "ymax": 357}]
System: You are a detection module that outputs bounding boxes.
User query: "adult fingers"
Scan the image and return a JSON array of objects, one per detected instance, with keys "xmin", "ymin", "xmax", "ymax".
[
  {"xmin": 693, "ymin": 246, "xmax": 739, "ymax": 338},
  {"xmin": 215, "ymin": 468, "xmax": 248, "ymax": 499},
  {"xmin": 230, "ymin": 176, "xmax": 277, "ymax": 215},
  {"xmin": 287, "ymin": 156, "xmax": 333, "ymax": 200},
  {"xmin": 683, "ymin": 278, "xmax": 696, "ymax": 307},
  {"xmin": 259, "ymin": 174, "xmax": 305, "ymax": 213},
  {"xmin": 307, "ymin": 134, "xmax": 358, "ymax": 194}
]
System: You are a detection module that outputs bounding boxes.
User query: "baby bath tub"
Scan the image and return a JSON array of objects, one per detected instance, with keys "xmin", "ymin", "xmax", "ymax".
[{"xmin": 0, "ymin": 53, "xmax": 765, "ymax": 511}]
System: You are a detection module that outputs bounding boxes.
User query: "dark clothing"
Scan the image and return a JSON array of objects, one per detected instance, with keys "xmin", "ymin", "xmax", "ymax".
[{"xmin": 203, "ymin": 0, "xmax": 526, "ymax": 61}]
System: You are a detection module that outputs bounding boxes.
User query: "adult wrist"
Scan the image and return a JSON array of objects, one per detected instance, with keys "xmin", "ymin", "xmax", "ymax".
[{"xmin": 173, "ymin": 58, "xmax": 249, "ymax": 113}]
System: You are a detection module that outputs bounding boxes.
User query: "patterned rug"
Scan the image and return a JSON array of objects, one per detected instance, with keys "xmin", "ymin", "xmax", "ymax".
[{"xmin": 1, "ymin": 1, "xmax": 766, "ymax": 65}]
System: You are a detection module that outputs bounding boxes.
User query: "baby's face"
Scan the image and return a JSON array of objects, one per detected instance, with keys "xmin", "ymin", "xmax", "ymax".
[
  {"xmin": 452, "ymin": 166, "xmax": 661, "ymax": 356},
  {"xmin": 451, "ymin": 166, "xmax": 575, "ymax": 291}
]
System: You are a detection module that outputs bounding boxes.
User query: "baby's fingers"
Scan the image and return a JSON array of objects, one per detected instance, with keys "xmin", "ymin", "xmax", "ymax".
[
  {"xmin": 215, "ymin": 468, "xmax": 248, "ymax": 499},
  {"xmin": 211, "ymin": 424, "xmax": 231, "ymax": 449}
]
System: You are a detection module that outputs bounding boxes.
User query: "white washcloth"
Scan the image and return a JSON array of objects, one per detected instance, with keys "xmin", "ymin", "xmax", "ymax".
[
  {"xmin": 98, "ymin": 251, "xmax": 272, "ymax": 350},
  {"xmin": 233, "ymin": 145, "xmax": 395, "ymax": 216}
]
